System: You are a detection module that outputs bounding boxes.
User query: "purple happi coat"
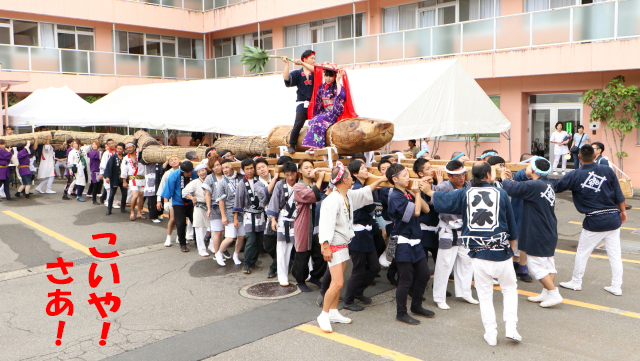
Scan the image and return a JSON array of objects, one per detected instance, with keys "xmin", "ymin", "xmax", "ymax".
[
  {"xmin": 17, "ymin": 148, "xmax": 31, "ymax": 176},
  {"xmin": 0, "ymin": 148, "xmax": 11, "ymax": 180},
  {"xmin": 89, "ymin": 150, "xmax": 101, "ymax": 183},
  {"xmin": 302, "ymin": 83, "xmax": 346, "ymax": 149}
]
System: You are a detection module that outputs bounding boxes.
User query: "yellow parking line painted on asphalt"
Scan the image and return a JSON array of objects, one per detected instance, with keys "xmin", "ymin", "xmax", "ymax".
[
  {"xmin": 296, "ymin": 324, "xmax": 421, "ymax": 361},
  {"xmin": 494, "ymin": 287, "xmax": 640, "ymax": 320},
  {"xmin": 568, "ymin": 221, "xmax": 637, "ymax": 231},
  {"xmin": 2, "ymin": 210, "xmax": 91, "ymax": 256},
  {"xmin": 555, "ymin": 249, "xmax": 640, "ymax": 264}
]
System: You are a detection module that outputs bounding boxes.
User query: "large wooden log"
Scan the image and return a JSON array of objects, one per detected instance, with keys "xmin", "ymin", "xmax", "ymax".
[
  {"xmin": 212, "ymin": 136, "xmax": 269, "ymax": 156},
  {"xmin": 140, "ymin": 145, "xmax": 207, "ymax": 164},
  {"xmin": 0, "ymin": 131, "xmax": 54, "ymax": 147},
  {"xmin": 267, "ymin": 118, "xmax": 394, "ymax": 154}
]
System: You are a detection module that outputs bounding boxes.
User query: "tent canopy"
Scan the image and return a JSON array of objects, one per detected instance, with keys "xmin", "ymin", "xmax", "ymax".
[
  {"xmin": 93, "ymin": 59, "xmax": 509, "ymax": 139},
  {"xmin": 7, "ymin": 86, "xmax": 128, "ymax": 128}
]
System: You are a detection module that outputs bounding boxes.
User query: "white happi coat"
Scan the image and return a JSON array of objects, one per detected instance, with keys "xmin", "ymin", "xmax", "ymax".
[{"xmin": 37, "ymin": 145, "xmax": 55, "ymax": 179}]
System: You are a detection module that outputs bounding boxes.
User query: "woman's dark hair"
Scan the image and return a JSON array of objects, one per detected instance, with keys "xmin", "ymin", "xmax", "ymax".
[
  {"xmin": 413, "ymin": 158, "xmax": 429, "ymax": 176},
  {"xmin": 408, "ymin": 139, "xmax": 416, "ymax": 146},
  {"xmin": 471, "ymin": 162, "xmax": 491, "ymax": 187},
  {"xmin": 324, "ymin": 69, "xmax": 336, "ymax": 77},
  {"xmin": 240, "ymin": 158, "xmax": 255, "ymax": 171},
  {"xmin": 16, "ymin": 143, "xmax": 26, "ymax": 152},
  {"xmin": 282, "ymin": 161, "xmax": 298, "ymax": 174},
  {"xmin": 385, "ymin": 163, "xmax": 405, "ymax": 186},
  {"xmin": 445, "ymin": 159, "xmax": 464, "ymax": 172},
  {"xmin": 347, "ymin": 160, "xmax": 364, "ymax": 181},
  {"xmin": 555, "ymin": 122, "xmax": 563, "ymax": 130},
  {"xmin": 577, "ymin": 125, "xmax": 584, "ymax": 130},
  {"xmin": 277, "ymin": 155, "xmax": 293, "ymax": 165},
  {"xmin": 254, "ymin": 158, "xmax": 269, "ymax": 168},
  {"xmin": 377, "ymin": 158, "xmax": 392, "ymax": 171}
]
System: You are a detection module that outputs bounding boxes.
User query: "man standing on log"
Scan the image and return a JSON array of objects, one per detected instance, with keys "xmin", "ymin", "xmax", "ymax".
[{"xmin": 282, "ymin": 50, "xmax": 315, "ymax": 154}]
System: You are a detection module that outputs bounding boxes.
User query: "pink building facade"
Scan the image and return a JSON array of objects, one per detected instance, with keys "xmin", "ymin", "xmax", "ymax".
[{"xmin": 0, "ymin": 0, "xmax": 639, "ymax": 182}]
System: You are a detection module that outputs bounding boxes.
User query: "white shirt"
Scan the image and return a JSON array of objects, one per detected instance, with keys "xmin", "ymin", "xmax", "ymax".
[{"xmin": 550, "ymin": 131, "xmax": 569, "ymax": 155}]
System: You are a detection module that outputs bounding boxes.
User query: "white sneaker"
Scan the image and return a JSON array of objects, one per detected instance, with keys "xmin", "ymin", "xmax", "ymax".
[
  {"xmin": 152, "ymin": 219, "xmax": 161, "ymax": 223},
  {"xmin": 208, "ymin": 246, "xmax": 216, "ymax": 254},
  {"xmin": 36, "ymin": 189, "xmax": 44, "ymax": 194},
  {"xmin": 553, "ymin": 172, "xmax": 559, "ymax": 175},
  {"xmin": 561, "ymin": 171, "xmax": 566, "ymax": 176},
  {"xmin": 328, "ymin": 309, "xmax": 352, "ymax": 324},
  {"xmin": 559, "ymin": 281, "xmax": 582, "ymax": 291},
  {"xmin": 378, "ymin": 254, "xmax": 391, "ymax": 268},
  {"xmin": 528, "ymin": 289, "xmax": 549, "ymax": 303},
  {"xmin": 199, "ymin": 252, "xmax": 209, "ymax": 257},
  {"xmin": 164, "ymin": 236, "xmax": 172, "ymax": 247},
  {"xmin": 484, "ymin": 333, "xmax": 497, "ymax": 346},
  {"xmin": 505, "ymin": 329, "xmax": 522, "ymax": 342},
  {"xmin": 462, "ymin": 296, "xmax": 479, "ymax": 305},
  {"xmin": 317, "ymin": 312, "xmax": 333, "ymax": 333},
  {"xmin": 45, "ymin": 190, "xmax": 56, "ymax": 194},
  {"xmin": 113, "ymin": 204, "xmax": 121, "ymax": 209},
  {"xmin": 233, "ymin": 253, "xmax": 242, "ymax": 265},
  {"xmin": 540, "ymin": 292, "xmax": 563, "ymax": 308},
  {"xmin": 105, "ymin": 202, "xmax": 109, "ymax": 207},
  {"xmin": 492, "ymin": 278, "xmax": 499, "ymax": 285},
  {"xmin": 158, "ymin": 215, "xmax": 164, "ymax": 220},
  {"xmin": 604, "ymin": 286, "xmax": 622, "ymax": 296},
  {"xmin": 215, "ymin": 252, "xmax": 226, "ymax": 266},
  {"xmin": 437, "ymin": 302, "xmax": 450, "ymax": 310}
]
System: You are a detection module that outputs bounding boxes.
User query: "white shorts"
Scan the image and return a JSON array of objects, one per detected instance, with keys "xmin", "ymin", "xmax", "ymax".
[
  {"xmin": 328, "ymin": 247, "xmax": 350, "ymax": 268},
  {"xmin": 210, "ymin": 219, "xmax": 224, "ymax": 232},
  {"xmin": 225, "ymin": 223, "xmax": 246, "ymax": 238},
  {"xmin": 528, "ymin": 256, "xmax": 557, "ymax": 280},
  {"xmin": 128, "ymin": 180, "xmax": 145, "ymax": 192}
]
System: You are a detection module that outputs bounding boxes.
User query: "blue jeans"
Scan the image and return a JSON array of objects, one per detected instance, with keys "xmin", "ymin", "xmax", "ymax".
[{"xmin": 573, "ymin": 152, "xmax": 581, "ymax": 169}]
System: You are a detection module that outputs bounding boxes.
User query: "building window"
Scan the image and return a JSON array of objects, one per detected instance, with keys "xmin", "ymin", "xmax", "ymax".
[
  {"xmin": 0, "ymin": 19, "xmax": 10, "ymax": 45},
  {"xmin": 285, "ymin": 14, "xmax": 365, "ymax": 47},
  {"xmin": 214, "ymin": 30, "xmax": 272, "ymax": 58},
  {"xmin": 525, "ymin": 0, "xmax": 589, "ymax": 12},
  {"xmin": 116, "ymin": 31, "xmax": 202, "ymax": 59},
  {"xmin": 55, "ymin": 25, "xmax": 94, "ymax": 51},
  {"xmin": 459, "ymin": 0, "xmax": 501, "ymax": 21},
  {"xmin": 13, "ymin": 20, "xmax": 38, "ymax": 46},
  {"xmin": 384, "ymin": 1, "xmax": 465, "ymax": 33}
]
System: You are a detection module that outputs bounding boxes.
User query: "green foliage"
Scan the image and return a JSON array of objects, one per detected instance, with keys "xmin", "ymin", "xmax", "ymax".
[
  {"xmin": 583, "ymin": 75, "xmax": 640, "ymax": 170},
  {"xmin": 240, "ymin": 46, "xmax": 271, "ymax": 74},
  {"xmin": 83, "ymin": 95, "xmax": 102, "ymax": 104}
]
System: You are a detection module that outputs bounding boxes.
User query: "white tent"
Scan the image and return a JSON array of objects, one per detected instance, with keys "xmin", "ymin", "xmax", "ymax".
[
  {"xmin": 93, "ymin": 59, "xmax": 509, "ymax": 139},
  {"xmin": 6, "ymin": 86, "xmax": 128, "ymax": 128}
]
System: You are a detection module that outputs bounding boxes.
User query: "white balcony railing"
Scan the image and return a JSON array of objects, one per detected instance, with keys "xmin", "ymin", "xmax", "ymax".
[
  {"xmin": 123, "ymin": 0, "xmax": 251, "ymax": 11},
  {"xmin": 0, "ymin": 0, "xmax": 638, "ymax": 80}
]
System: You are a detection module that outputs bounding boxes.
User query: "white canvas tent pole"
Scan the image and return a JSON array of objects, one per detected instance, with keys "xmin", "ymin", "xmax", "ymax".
[{"xmin": 127, "ymin": 127, "xmax": 130, "ymax": 135}]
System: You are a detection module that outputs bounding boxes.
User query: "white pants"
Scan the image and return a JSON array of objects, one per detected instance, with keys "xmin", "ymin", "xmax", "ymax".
[
  {"xmin": 126, "ymin": 187, "xmax": 132, "ymax": 204},
  {"xmin": 187, "ymin": 219, "xmax": 194, "ymax": 240},
  {"xmin": 553, "ymin": 154, "xmax": 567, "ymax": 172},
  {"xmin": 36, "ymin": 176, "xmax": 54, "ymax": 191},
  {"xmin": 433, "ymin": 245, "xmax": 474, "ymax": 303},
  {"xmin": 276, "ymin": 241, "xmax": 294, "ymax": 285},
  {"xmin": 572, "ymin": 228, "xmax": 623, "ymax": 289},
  {"xmin": 195, "ymin": 227, "xmax": 208, "ymax": 255},
  {"xmin": 472, "ymin": 258, "xmax": 518, "ymax": 337},
  {"xmin": 55, "ymin": 161, "xmax": 66, "ymax": 177},
  {"xmin": 528, "ymin": 256, "xmax": 557, "ymax": 280}
]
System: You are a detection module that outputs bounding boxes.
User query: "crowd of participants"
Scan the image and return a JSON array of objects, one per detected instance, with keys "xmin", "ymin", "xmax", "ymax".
[{"xmin": 0, "ymin": 131, "xmax": 630, "ymax": 346}]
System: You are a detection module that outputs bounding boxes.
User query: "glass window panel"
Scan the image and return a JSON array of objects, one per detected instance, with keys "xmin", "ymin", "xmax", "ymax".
[
  {"xmin": 404, "ymin": 28, "xmax": 431, "ymax": 58},
  {"xmin": 185, "ymin": 59, "xmax": 205, "ymax": 79},
  {"xmin": 31, "ymin": 47, "xmax": 60, "ymax": 72},
  {"xmin": 532, "ymin": 8, "xmax": 570, "ymax": 45},
  {"xmin": 530, "ymin": 93, "xmax": 583, "ymax": 103},
  {"xmin": 323, "ymin": 26, "xmax": 337, "ymax": 42},
  {"xmin": 40, "ymin": 23, "xmax": 55, "ymax": 48},
  {"xmin": 76, "ymin": 27, "xmax": 93, "ymax": 33},
  {"xmin": 77, "ymin": 34, "xmax": 94, "ymax": 51},
  {"xmin": 463, "ymin": 18, "xmax": 494, "ymax": 52},
  {"xmin": 550, "ymin": 0, "xmax": 573, "ymax": 9},
  {"xmin": 205, "ymin": 59, "xmax": 216, "ymax": 78},
  {"xmin": 432, "ymin": 23, "xmax": 461, "ymax": 55},
  {"xmin": 57, "ymin": 33, "xmax": 76, "ymax": 49},
  {"xmin": 262, "ymin": 37, "xmax": 273, "ymax": 50},
  {"xmin": 0, "ymin": 45, "xmax": 29, "ymax": 70},
  {"xmin": 496, "ymin": 13, "xmax": 530, "ymax": 49},
  {"xmin": 13, "ymin": 20, "xmax": 39, "ymax": 46},
  {"xmin": 297, "ymin": 24, "xmax": 310, "ymax": 45},
  {"xmin": 128, "ymin": 33, "xmax": 144, "ymax": 55},
  {"xmin": 438, "ymin": 0, "xmax": 456, "ymax": 3},
  {"xmin": 162, "ymin": 0, "xmax": 181, "ymax": 7},
  {"xmin": 324, "ymin": 19, "xmax": 336, "ymax": 24},
  {"xmin": 194, "ymin": 39, "xmax": 204, "ymax": 59},
  {"xmin": 338, "ymin": 15, "xmax": 352, "ymax": 39},
  {"xmin": 312, "ymin": 41, "xmax": 332, "ymax": 63},
  {"xmin": 438, "ymin": 6, "xmax": 456, "ymax": 25},
  {"xmin": 162, "ymin": 41, "xmax": 176, "ymax": 57},
  {"xmin": 116, "ymin": 31, "xmax": 128, "ymax": 53},
  {"xmin": 383, "ymin": 7, "xmax": 399, "ymax": 33},
  {"xmin": 275, "ymin": 48, "xmax": 294, "ymax": 72},
  {"xmin": 184, "ymin": 0, "xmax": 203, "ymax": 10},
  {"xmin": 0, "ymin": 27, "xmax": 9, "ymax": 45},
  {"xmin": 399, "ymin": 3, "xmax": 418, "ymax": 31},
  {"xmin": 61, "ymin": 49, "xmax": 88, "ymax": 73},
  {"xmin": 311, "ymin": 29, "xmax": 319, "ymax": 43},
  {"xmin": 178, "ymin": 37, "xmax": 192, "ymax": 58},
  {"xmin": 379, "ymin": 32, "xmax": 403, "ymax": 61},
  {"xmin": 419, "ymin": 9, "xmax": 436, "ymax": 27},
  {"xmin": 618, "ymin": 0, "xmax": 640, "ymax": 37},
  {"xmin": 116, "ymin": 54, "xmax": 139, "ymax": 76},
  {"xmin": 0, "ymin": 18, "xmax": 9, "ymax": 24},
  {"xmin": 215, "ymin": 57, "xmax": 229, "ymax": 78},
  {"xmin": 163, "ymin": 57, "xmax": 183, "ymax": 78},
  {"xmin": 419, "ymin": 0, "xmax": 437, "ymax": 6},
  {"xmin": 333, "ymin": 38, "xmax": 354, "ymax": 64},
  {"xmin": 215, "ymin": 0, "xmax": 228, "ymax": 8},
  {"xmin": 356, "ymin": 13, "xmax": 365, "ymax": 37},
  {"xmin": 355, "ymin": 36, "xmax": 377, "ymax": 63},
  {"xmin": 146, "ymin": 38, "xmax": 161, "ymax": 56},
  {"xmin": 229, "ymin": 55, "xmax": 243, "ymax": 76},
  {"xmin": 263, "ymin": 50, "xmax": 276, "ymax": 73},
  {"xmin": 205, "ymin": 0, "xmax": 214, "ymax": 10},
  {"xmin": 293, "ymin": 46, "xmax": 308, "ymax": 61},
  {"xmin": 284, "ymin": 26, "xmax": 297, "ymax": 47},
  {"xmin": 459, "ymin": 0, "xmax": 471, "ymax": 21},
  {"xmin": 57, "ymin": 25, "xmax": 75, "ymax": 31},
  {"xmin": 573, "ymin": 2, "xmax": 615, "ymax": 41},
  {"xmin": 525, "ymin": 0, "xmax": 549, "ymax": 12},
  {"xmin": 89, "ymin": 52, "xmax": 114, "ymax": 75}
]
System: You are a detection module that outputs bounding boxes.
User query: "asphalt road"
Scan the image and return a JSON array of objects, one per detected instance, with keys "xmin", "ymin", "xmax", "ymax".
[{"xmin": 1, "ymin": 179, "xmax": 639, "ymax": 361}]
